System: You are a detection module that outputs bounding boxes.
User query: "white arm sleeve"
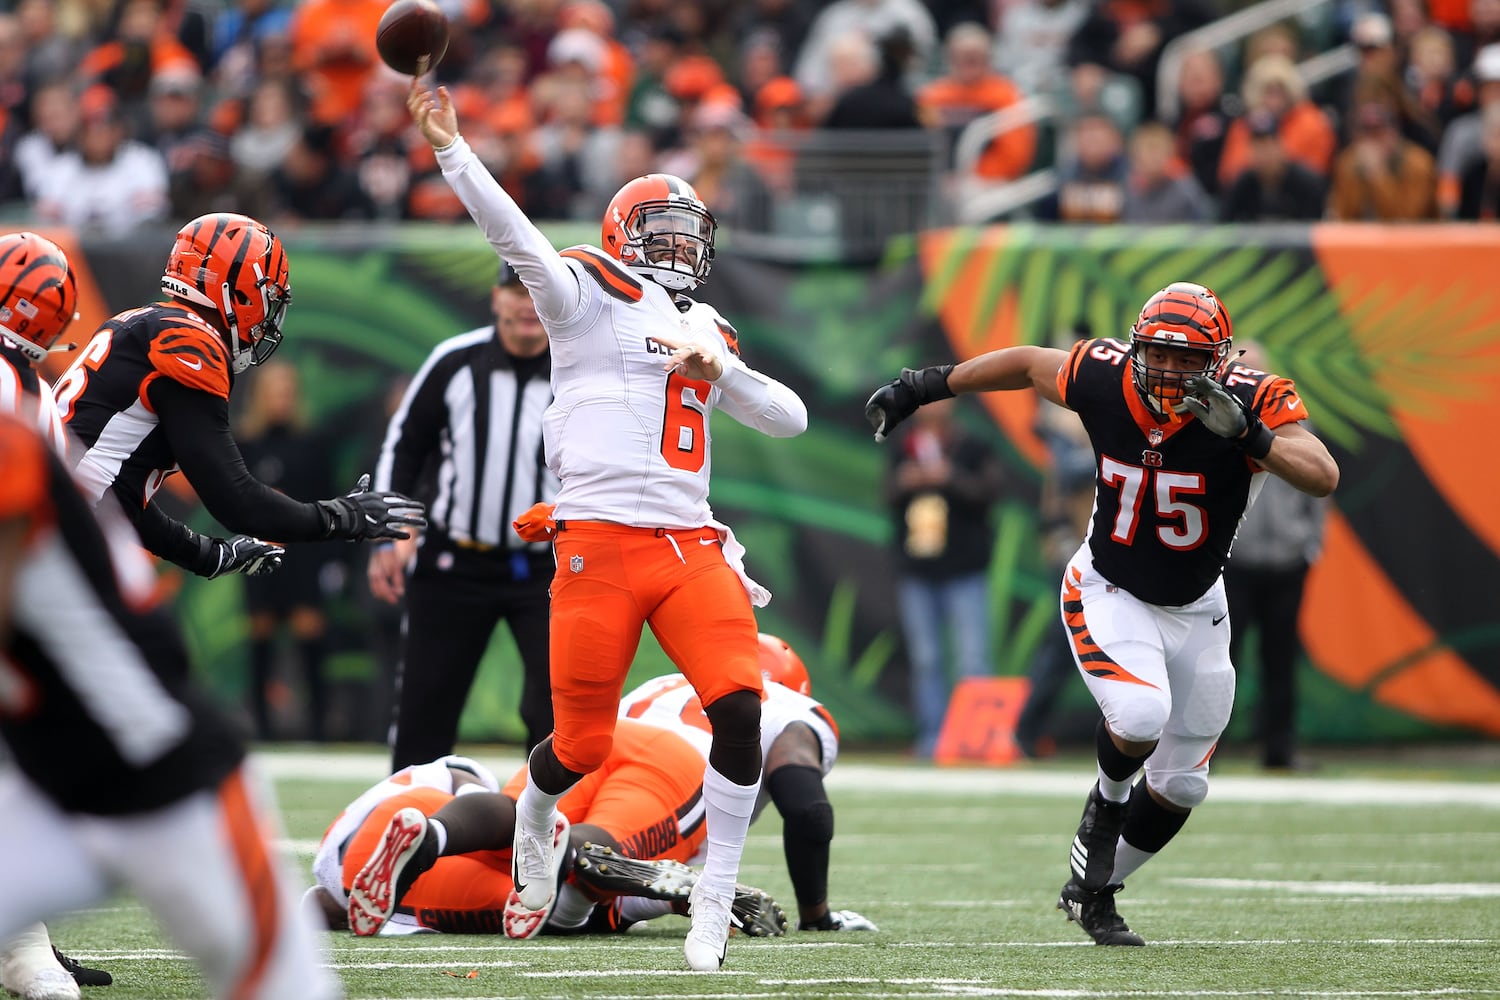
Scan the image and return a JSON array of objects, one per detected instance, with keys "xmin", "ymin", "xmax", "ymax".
[
  {"xmin": 435, "ymin": 135, "xmax": 586, "ymax": 324},
  {"xmin": 714, "ymin": 359, "xmax": 808, "ymax": 438}
]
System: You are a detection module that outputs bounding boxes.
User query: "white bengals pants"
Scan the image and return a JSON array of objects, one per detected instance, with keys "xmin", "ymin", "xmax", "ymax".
[
  {"xmin": 0, "ymin": 763, "xmax": 341, "ymax": 999},
  {"xmin": 1061, "ymin": 545, "xmax": 1237, "ymax": 809}
]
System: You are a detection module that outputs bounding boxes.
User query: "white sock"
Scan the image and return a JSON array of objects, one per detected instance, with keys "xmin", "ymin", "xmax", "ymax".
[
  {"xmin": 1097, "ymin": 768, "xmax": 1134, "ymax": 803},
  {"xmin": 548, "ymin": 884, "xmax": 595, "ymax": 930},
  {"xmin": 1111, "ymin": 840, "xmax": 1153, "ymax": 883},
  {"xmin": 620, "ymin": 897, "xmax": 676, "ymax": 923},
  {"xmin": 428, "ymin": 818, "xmax": 448, "ymax": 855},
  {"xmin": 516, "ymin": 781, "xmax": 562, "ymax": 836},
  {"xmin": 699, "ymin": 765, "xmax": 760, "ymax": 894}
]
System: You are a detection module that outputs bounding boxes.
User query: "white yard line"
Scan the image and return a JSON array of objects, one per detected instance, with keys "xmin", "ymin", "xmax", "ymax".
[{"xmin": 1170, "ymin": 878, "xmax": 1500, "ymax": 897}]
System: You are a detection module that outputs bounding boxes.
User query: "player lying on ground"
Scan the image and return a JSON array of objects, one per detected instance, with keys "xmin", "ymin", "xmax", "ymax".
[{"xmin": 308, "ymin": 720, "xmax": 785, "ymax": 939}]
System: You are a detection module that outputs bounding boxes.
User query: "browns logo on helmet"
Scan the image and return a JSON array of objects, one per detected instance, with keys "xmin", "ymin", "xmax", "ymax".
[
  {"xmin": 601, "ymin": 174, "xmax": 716, "ymax": 291},
  {"xmin": 161, "ymin": 213, "xmax": 291, "ymax": 375},
  {"xmin": 757, "ymin": 632, "xmax": 811, "ymax": 696},
  {"xmin": 1128, "ymin": 282, "xmax": 1233, "ymax": 410},
  {"xmin": 0, "ymin": 232, "xmax": 79, "ymax": 365}
]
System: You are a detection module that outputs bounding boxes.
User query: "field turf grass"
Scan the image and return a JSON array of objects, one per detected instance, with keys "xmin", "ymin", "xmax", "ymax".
[{"xmin": 45, "ymin": 746, "xmax": 1500, "ymax": 999}]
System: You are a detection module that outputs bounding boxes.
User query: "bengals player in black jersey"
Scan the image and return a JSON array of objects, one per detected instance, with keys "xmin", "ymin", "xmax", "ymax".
[
  {"xmin": 53, "ymin": 213, "xmax": 425, "ymax": 577},
  {"xmin": 867, "ymin": 282, "xmax": 1338, "ymax": 946}
]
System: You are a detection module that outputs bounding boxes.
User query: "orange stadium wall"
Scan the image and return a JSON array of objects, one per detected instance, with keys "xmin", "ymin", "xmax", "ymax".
[{"xmin": 9, "ymin": 221, "xmax": 1498, "ymax": 749}]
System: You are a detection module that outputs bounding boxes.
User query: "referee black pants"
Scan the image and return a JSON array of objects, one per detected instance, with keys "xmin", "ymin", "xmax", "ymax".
[{"xmin": 389, "ymin": 544, "xmax": 553, "ymax": 770}]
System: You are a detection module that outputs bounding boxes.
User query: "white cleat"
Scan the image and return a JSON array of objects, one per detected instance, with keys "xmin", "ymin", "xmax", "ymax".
[
  {"xmin": 684, "ymin": 878, "xmax": 740, "ymax": 971},
  {"xmin": 511, "ymin": 812, "xmax": 568, "ymax": 913},
  {"xmin": 0, "ymin": 929, "xmax": 80, "ymax": 1000}
]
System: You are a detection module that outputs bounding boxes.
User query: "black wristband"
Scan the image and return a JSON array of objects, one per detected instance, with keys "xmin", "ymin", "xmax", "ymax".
[
  {"xmin": 912, "ymin": 364, "xmax": 956, "ymax": 404},
  {"xmin": 1238, "ymin": 415, "xmax": 1275, "ymax": 460},
  {"xmin": 191, "ymin": 531, "xmax": 221, "ymax": 578}
]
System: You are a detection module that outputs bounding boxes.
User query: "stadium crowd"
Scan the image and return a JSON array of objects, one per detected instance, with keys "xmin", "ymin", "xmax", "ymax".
[{"xmin": 1, "ymin": 0, "xmax": 1498, "ymax": 236}]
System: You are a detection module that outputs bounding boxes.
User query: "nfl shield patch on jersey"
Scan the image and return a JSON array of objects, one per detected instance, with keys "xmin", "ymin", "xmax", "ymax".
[{"xmin": 570, "ymin": 554, "xmax": 584, "ymax": 573}]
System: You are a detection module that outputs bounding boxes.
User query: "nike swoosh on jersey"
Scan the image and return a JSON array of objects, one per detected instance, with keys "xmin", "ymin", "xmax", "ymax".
[
  {"xmin": 1212, "ymin": 614, "xmax": 1227, "ymax": 626},
  {"xmin": 699, "ymin": 537, "xmax": 717, "ymax": 545},
  {"xmin": 177, "ymin": 356, "xmax": 204, "ymax": 371}
]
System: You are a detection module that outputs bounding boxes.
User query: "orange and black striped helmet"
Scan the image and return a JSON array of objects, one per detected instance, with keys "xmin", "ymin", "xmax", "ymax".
[
  {"xmin": 601, "ymin": 173, "xmax": 716, "ymax": 291},
  {"xmin": 758, "ymin": 632, "xmax": 811, "ymax": 697},
  {"xmin": 1129, "ymin": 282, "xmax": 1233, "ymax": 408},
  {"xmin": 161, "ymin": 213, "xmax": 291, "ymax": 374},
  {"xmin": 0, "ymin": 232, "xmax": 79, "ymax": 365}
]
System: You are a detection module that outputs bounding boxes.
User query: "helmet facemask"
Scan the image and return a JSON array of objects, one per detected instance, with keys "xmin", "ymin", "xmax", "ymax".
[
  {"xmin": 1130, "ymin": 336, "xmax": 1229, "ymax": 412},
  {"xmin": 618, "ymin": 200, "xmax": 716, "ymax": 290},
  {"xmin": 221, "ymin": 264, "xmax": 291, "ymax": 374}
]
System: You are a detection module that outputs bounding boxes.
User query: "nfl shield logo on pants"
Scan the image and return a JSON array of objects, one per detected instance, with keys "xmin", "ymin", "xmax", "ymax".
[{"xmin": 570, "ymin": 554, "xmax": 584, "ymax": 574}]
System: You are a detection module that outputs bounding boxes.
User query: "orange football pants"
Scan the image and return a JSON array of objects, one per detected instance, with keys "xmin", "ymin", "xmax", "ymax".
[{"xmin": 548, "ymin": 520, "xmax": 761, "ymax": 774}]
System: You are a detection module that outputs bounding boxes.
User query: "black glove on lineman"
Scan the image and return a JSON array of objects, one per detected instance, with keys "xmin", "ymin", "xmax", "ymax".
[
  {"xmin": 318, "ymin": 474, "xmax": 428, "ymax": 542},
  {"xmin": 206, "ymin": 535, "xmax": 285, "ymax": 579},
  {"xmin": 864, "ymin": 365, "xmax": 955, "ymax": 442},
  {"xmin": 1175, "ymin": 375, "xmax": 1275, "ymax": 459}
]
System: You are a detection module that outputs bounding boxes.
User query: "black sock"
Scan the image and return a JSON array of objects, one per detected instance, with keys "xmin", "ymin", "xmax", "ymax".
[{"xmin": 1121, "ymin": 778, "xmax": 1190, "ymax": 854}]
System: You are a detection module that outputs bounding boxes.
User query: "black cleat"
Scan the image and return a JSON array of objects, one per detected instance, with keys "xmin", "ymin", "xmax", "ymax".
[
  {"xmin": 1068, "ymin": 784, "xmax": 1127, "ymax": 892},
  {"xmin": 574, "ymin": 843, "xmax": 697, "ymax": 901},
  {"xmin": 1057, "ymin": 880, "xmax": 1145, "ymax": 946},
  {"xmin": 53, "ymin": 946, "xmax": 113, "ymax": 987}
]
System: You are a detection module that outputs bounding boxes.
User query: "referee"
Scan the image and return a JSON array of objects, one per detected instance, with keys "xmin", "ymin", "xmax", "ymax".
[{"xmin": 369, "ymin": 262, "xmax": 557, "ymax": 770}]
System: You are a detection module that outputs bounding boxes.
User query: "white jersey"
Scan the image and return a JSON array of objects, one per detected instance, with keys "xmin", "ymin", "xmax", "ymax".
[
  {"xmin": 311, "ymin": 756, "xmax": 499, "ymax": 906},
  {"xmin": 436, "ymin": 137, "xmax": 806, "ymax": 529},
  {"xmin": 0, "ymin": 350, "xmax": 67, "ymax": 456},
  {"xmin": 618, "ymin": 676, "xmax": 840, "ymax": 821}
]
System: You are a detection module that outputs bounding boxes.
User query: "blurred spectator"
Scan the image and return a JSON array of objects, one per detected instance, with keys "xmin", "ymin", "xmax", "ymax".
[
  {"xmin": 794, "ymin": 0, "xmax": 937, "ymax": 107},
  {"xmin": 1217, "ymin": 54, "xmax": 1337, "ymax": 190},
  {"xmin": 15, "ymin": 0, "xmax": 85, "ymax": 90},
  {"xmin": 1339, "ymin": 16, "xmax": 1445, "ymax": 153},
  {"xmin": 1428, "ymin": 0, "xmax": 1474, "ymax": 36},
  {"xmin": 677, "ymin": 101, "xmax": 773, "ymax": 230},
  {"xmin": 1391, "ymin": 0, "xmax": 1432, "ymax": 63},
  {"xmin": 744, "ymin": 76, "xmax": 806, "ymax": 195},
  {"xmin": 451, "ymin": 42, "xmax": 533, "ymax": 147},
  {"xmin": 349, "ymin": 72, "xmax": 418, "ymax": 220},
  {"xmin": 1438, "ymin": 43, "xmax": 1500, "ymax": 216},
  {"xmin": 1456, "ymin": 100, "xmax": 1500, "ymax": 218},
  {"xmin": 12, "ymin": 81, "xmax": 79, "ymax": 201},
  {"xmin": 156, "ymin": 0, "xmax": 212, "ymax": 73},
  {"xmin": 1040, "ymin": 110, "xmax": 1127, "ymax": 222},
  {"xmin": 237, "ymin": 361, "xmax": 338, "ymax": 743},
  {"xmin": 1171, "ymin": 48, "xmax": 1237, "ymax": 197},
  {"xmin": 992, "ymin": 0, "xmax": 1090, "ymax": 100},
  {"xmin": 886, "ymin": 397, "xmax": 1002, "ymax": 760},
  {"xmin": 145, "ymin": 65, "xmax": 207, "ymax": 172},
  {"xmin": 1462, "ymin": 0, "xmax": 1500, "ymax": 73},
  {"xmin": 661, "ymin": 52, "xmax": 739, "ymax": 134},
  {"xmin": 532, "ymin": 75, "xmax": 622, "ymax": 219},
  {"xmin": 558, "ymin": 1, "xmax": 634, "ymax": 127},
  {"xmin": 1224, "ymin": 342, "xmax": 1328, "ymax": 773},
  {"xmin": 210, "ymin": 0, "xmax": 293, "ymax": 100},
  {"xmin": 623, "ymin": 22, "xmax": 685, "ymax": 148},
  {"xmin": 30, "ymin": 85, "xmax": 169, "ymax": 235},
  {"xmin": 1242, "ymin": 21, "xmax": 1300, "ymax": 69},
  {"xmin": 1013, "ymin": 324, "xmax": 1095, "ymax": 760},
  {"xmin": 268, "ymin": 121, "xmax": 373, "ymax": 221},
  {"xmin": 823, "ymin": 28, "xmax": 922, "ymax": 129},
  {"xmin": 1327, "ymin": 99, "xmax": 1438, "ymax": 220},
  {"xmin": 1406, "ymin": 25, "xmax": 1471, "ymax": 135},
  {"xmin": 77, "ymin": 0, "xmax": 199, "ymax": 132},
  {"xmin": 287, "ymin": 0, "xmax": 386, "ymax": 126},
  {"xmin": 167, "ymin": 127, "xmax": 239, "ymax": 219},
  {"xmin": 917, "ymin": 22, "xmax": 1035, "ymax": 181},
  {"xmin": 0, "ymin": 14, "xmax": 26, "ymax": 125},
  {"xmin": 1220, "ymin": 109, "xmax": 1326, "ymax": 222},
  {"xmin": 231, "ymin": 77, "xmax": 304, "ymax": 193},
  {"xmin": 729, "ymin": 0, "xmax": 814, "ymax": 79},
  {"xmin": 1122, "ymin": 119, "xmax": 1211, "ymax": 222},
  {"xmin": 736, "ymin": 28, "xmax": 786, "ymax": 111},
  {"xmin": 1065, "ymin": 0, "xmax": 1214, "ymax": 120}
]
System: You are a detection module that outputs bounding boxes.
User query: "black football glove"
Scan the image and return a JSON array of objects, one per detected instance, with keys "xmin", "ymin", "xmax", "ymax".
[
  {"xmin": 206, "ymin": 535, "xmax": 285, "ymax": 579},
  {"xmin": 318, "ymin": 474, "xmax": 427, "ymax": 542},
  {"xmin": 864, "ymin": 364, "xmax": 955, "ymax": 442},
  {"xmin": 1174, "ymin": 375, "xmax": 1274, "ymax": 459}
]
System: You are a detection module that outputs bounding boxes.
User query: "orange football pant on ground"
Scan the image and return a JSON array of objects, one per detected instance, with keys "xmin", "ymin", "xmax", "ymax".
[{"xmin": 548, "ymin": 521, "xmax": 762, "ymax": 774}]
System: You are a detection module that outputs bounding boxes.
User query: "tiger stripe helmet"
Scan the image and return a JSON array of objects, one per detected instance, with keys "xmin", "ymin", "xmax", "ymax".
[
  {"xmin": 161, "ymin": 213, "xmax": 291, "ymax": 374},
  {"xmin": 758, "ymin": 632, "xmax": 811, "ymax": 697},
  {"xmin": 0, "ymin": 232, "xmax": 79, "ymax": 365},
  {"xmin": 601, "ymin": 173, "xmax": 716, "ymax": 291},
  {"xmin": 1129, "ymin": 282, "xmax": 1233, "ymax": 408}
]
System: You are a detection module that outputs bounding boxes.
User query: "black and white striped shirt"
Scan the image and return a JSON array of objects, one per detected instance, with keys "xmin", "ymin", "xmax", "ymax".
[{"xmin": 374, "ymin": 327, "xmax": 556, "ymax": 551}]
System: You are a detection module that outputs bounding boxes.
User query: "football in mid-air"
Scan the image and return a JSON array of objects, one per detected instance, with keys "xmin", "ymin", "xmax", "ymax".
[{"xmin": 375, "ymin": 0, "xmax": 449, "ymax": 77}]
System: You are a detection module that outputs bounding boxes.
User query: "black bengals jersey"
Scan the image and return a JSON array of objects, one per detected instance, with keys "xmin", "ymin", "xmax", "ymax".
[
  {"xmin": 53, "ymin": 301, "xmax": 327, "ymax": 559},
  {"xmin": 1057, "ymin": 338, "xmax": 1307, "ymax": 606},
  {"xmin": 0, "ymin": 415, "xmax": 243, "ymax": 815}
]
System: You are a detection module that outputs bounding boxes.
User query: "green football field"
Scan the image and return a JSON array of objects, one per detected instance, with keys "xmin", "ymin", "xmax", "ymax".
[{"xmin": 45, "ymin": 746, "xmax": 1500, "ymax": 999}]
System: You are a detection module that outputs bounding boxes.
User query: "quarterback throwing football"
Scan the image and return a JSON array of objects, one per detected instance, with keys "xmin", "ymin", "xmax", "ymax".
[{"xmin": 408, "ymin": 79, "xmax": 807, "ymax": 971}]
